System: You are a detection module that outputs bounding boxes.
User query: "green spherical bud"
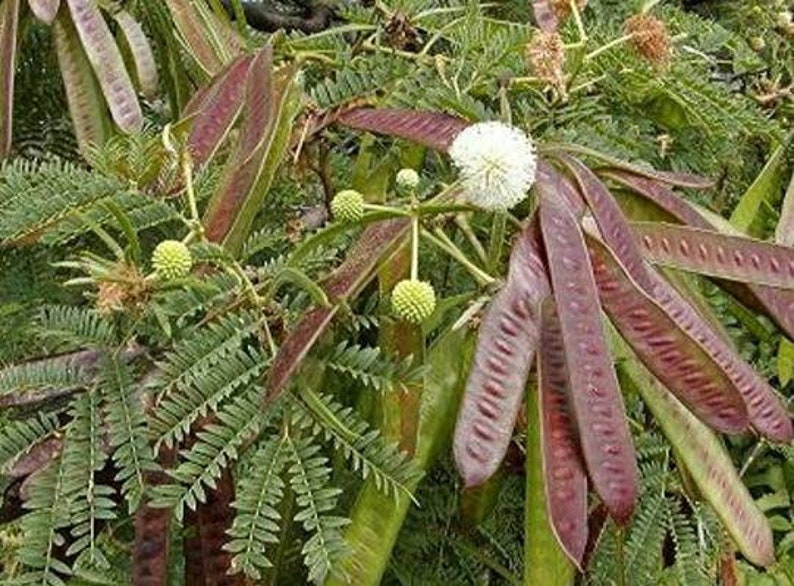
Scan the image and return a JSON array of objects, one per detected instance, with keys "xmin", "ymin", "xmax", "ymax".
[
  {"xmin": 331, "ymin": 190, "xmax": 365, "ymax": 222},
  {"xmin": 396, "ymin": 168, "xmax": 420, "ymax": 189},
  {"xmin": 391, "ymin": 279, "xmax": 436, "ymax": 324},
  {"xmin": 152, "ymin": 240, "xmax": 192, "ymax": 280}
]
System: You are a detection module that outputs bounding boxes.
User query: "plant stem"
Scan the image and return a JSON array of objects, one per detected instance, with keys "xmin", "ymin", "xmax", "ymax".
[
  {"xmin": 228, "ymin": 0, "xmax": 249, "ymax": 40},
  {"xmin": 411, "ymin": 214, "xmax": 419, "ymax": 281},
  {"xmin": 585, "ymin": 33, "xmax": 636, "ymax": 61},
  {"xmin": 454, "ymin": 215, "xmax": 489, "ymax": 266},
  {"xmin": 570, "ymin": 0, "xmax": 588, "ymax": 42},
  {"xmin": 487, "ymin": 211, "xmax": 507, "ymax": 273},
  {"xmin": 362, "ymin": 203, "xmax": 410, "ymax": 216},
  {"xmin": 180, "ymin": 151, "xmax": 205, "ymax": 241},
  {"xmin": 421, "ymin": 228, "xmax": 496, "ymax": 287}
]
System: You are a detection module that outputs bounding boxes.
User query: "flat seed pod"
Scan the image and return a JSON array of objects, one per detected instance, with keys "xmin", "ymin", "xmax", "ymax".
[
  {"xmin": 186, "ymin": 54, "xmax": 253, "ymax": 168},
  {"xmin": 650, "ymin": 273, "xmax": 793, "ymax": 442},
  {"xmin": 634, "ymin": 222, "xmax": 794, "ymax": 291},
  {"xmin": 538, "ymin": 300, "xmax": 588, "ymax": 566},
  {"xmin": 538, "ymin": 187, "xmax": 638, "ymax": 524},
  {"xmin": 453, "ymin": 221, "xmax": 549, "ymax": 487},
  {"xmin": 337, "ymin": 108, "xmax": 470, "ymax": 152},
  {"xmin": 588, "ymin": 235, "xmax": 749, "ymax": 434},
  {"xmin": 113, "ymin": 10, "xmax": 158, "ymax": 99},
  {"xmin": 618, "ymin": 358, "xmax": 774, "ymax": 568},
  {"xmin": 53, "ymin": 10, "xmax": 111, "ymax": 154},
  {"xmin": 28, "ymin": 0, "xmax": 59, "ymax": 24},
  {"xmin": 549, "ymin": 145, "xmax": 714, "ymax": 189},
  {"xmin": 267, "ymin": 219, "xmax": 411, "ymax": 401},
  {"xmin": 0, "ymin": 0, "xmax": 19, "ymax": 158},
  {"xmin": 65, "ymin": 0, "xmax": 143, "ymax": 133},
  {"xmin": 164, "ymin": 0, "xmax": 224, "ymax": 76},
  {"xmin": 537, "ymin": 159, "xmax": 585, "ymax": 217},
  {"xmin": 604, "ymin": 170, "xmax": 794, "ymax": 342},
  {"xmin": 559, "ymin": 155, "xmax": 654, "ymax": 291}
]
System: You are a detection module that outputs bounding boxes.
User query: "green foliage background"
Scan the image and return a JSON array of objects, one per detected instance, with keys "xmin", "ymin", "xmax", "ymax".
[{"xmin": 1, "ymin": 0, "xmax": 793, "ymax": 584}]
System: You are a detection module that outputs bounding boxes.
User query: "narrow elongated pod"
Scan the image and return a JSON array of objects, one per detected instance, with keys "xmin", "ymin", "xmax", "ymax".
[
  {"xmin": 164, "ymin": 0, "xmax": 225, "ymax": 76},
  {"xmin": 547, "ymin": 144, "xmax": 714, "ymax": 189},
  {"xmin": 537, "ymin": 300, "xmax": 588, "ymax": 567},
  {"xmin": 267, "ymin": 219, "xmax": 411, "ymax": 401},
  {"xmin": 558, "ymin": 155, "xmax": 654, "ymax": 291},
  {"xmin": 605, "ymin": 169, "xmax": 794, "ymax": 341},
  {"xmin": 113, "ymin": 10, "xmax": 158, "ymax": 99},
  {"xmin": 615, "ymin": 354, "xmax": 774, "ymax": 567},
  {"xmin": 28, "ymin": 0, "xmax": 60, "ymax": 24},
  {"xmin": 185, "ymin": 54, "xmax": 253, "ymax": 168},
  {"xmin": 53, "ymin": 10, "xmax": 111, "ymax": 154},
  {"xmin": 337, "ymin": 108, "xmax": 470, "ymax": 152},
  {"xmin": 634, "ymin": 222, "xmax": 794, "ymax": 290},
  {"xmin": 538, "ymin": 187, "xmax": 638, "ymax": 524},
  {"xmin": 0, "ymin": 0, "xmax": 20, "ymax": 158},
  {"xmin": 649, "ymin": 273, "xmax": 793, "ymax": 442},
  {"xmin": 327, "ymin": 328, "xmax": 475, "ymax": 586},
  {"xmin": 203, "ymin": 50, "xmax": 301, "ymax": 252},
  {"xmin": 65, "ymin": 0, "xmax": 143, "ymax": 133},
  {"xmin": 587, "ymin": 236, "xmax": 749, "ymax": 433},
  {"xmin": 453, "ymin": 221, "xmax": 550, "ymax": 488}
]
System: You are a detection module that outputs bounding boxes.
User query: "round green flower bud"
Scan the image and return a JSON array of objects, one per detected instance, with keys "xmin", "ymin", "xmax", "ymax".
[
  {"xmin": 331, "ymin": 190, "xmax": 365, "ymax": 222},
  {"xmin": 152, "ymin": 240, "xmax": 192, "ymax": 280},
  {"xmin": 396, "ymin": 168, "xmax": 420, "ymax": 189},
  {"xmin": 391, "ymin": 279, "xmax": 436, "ymax": 324}
]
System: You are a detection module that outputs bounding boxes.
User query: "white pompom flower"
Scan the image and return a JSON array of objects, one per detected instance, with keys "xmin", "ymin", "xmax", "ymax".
[{"xmin": 448, "ymin": 121, "xmax": 537, "ymax": 211}]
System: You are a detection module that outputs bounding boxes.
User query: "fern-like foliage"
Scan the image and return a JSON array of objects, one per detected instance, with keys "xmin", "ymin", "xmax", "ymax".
[
  {"xmin": 0, "ymin": 160, "xmax": 128, "ymax": 243},
  {"xmin": 16, "ymin": 451, "xmax": 73, "ymax": 586},
  {"xmin": 225, "ymin": 433, "xmax": 290, "ymax": 579},
  {"xmin": 0, "ymin": 412, "xmax": 59, "ymax": 473},
  {"xmin": 624, "ymin": 489, "xmax": 668, "ymax": 585},
  {"xmin": 151, "ymin": 388, "xmax": 273, "ymax": 520},
  {"xmin": 667, "ymin": 497, "xmax": 711, "ymax": 586},
  {"xmin": 151, "ymin": 346, "xmax": 268, "ymax": 450},
  {"xmin": 152, "ymin": 310, "xmax": 262, "ymax": 400},
  {"xmin": 295, "ymin": 388, "xmax": 420, "ymax": 499},
  {"xmin": 99, "ymin": 355, "xmax": 155, "ymax": 511},
  {"xmin": 285, "ymin": 435, "xmax": 349, "ymax": 584},
  {"xmin": 62, "ymin": 390, "xmax": 114, "ymax": 572},
  {"xmin": 324, "ymin": 341, "xmax": 415, "ymax": 392},
  {"xmin": 0, "ymin": 354, "xmax": 91, "ymax": 398},
  {"xmin": 37, "ymin": 305, "xmax": 117, "ymax": 348}
]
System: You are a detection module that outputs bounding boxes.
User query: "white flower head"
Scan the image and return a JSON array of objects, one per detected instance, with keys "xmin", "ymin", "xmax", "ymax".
[
  {"xmin": 448, "ymin": 121, "xmax": 537, "ymax": 211},
  {"xmin": 396, "ymin": 168, "xmax": 420, "ymax": 189}
]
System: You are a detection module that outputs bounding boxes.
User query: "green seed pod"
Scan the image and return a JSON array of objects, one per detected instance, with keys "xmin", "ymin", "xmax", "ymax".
[
  {"xmin": 152, "ymin": 240, "xmax": 192, "ymax": 280},
  {"xmin": 331, "ymin": 189, "xmax": 365, "ymax": 222},
  {"xmin": 391, "ymin": 279, "xmax": 436, "ymax": 324}
]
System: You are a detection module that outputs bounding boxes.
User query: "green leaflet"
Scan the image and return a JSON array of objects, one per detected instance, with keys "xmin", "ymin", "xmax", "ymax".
[{"xmin": 326, "ymin": 326, "xmax": 474, "ymax": 586}]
